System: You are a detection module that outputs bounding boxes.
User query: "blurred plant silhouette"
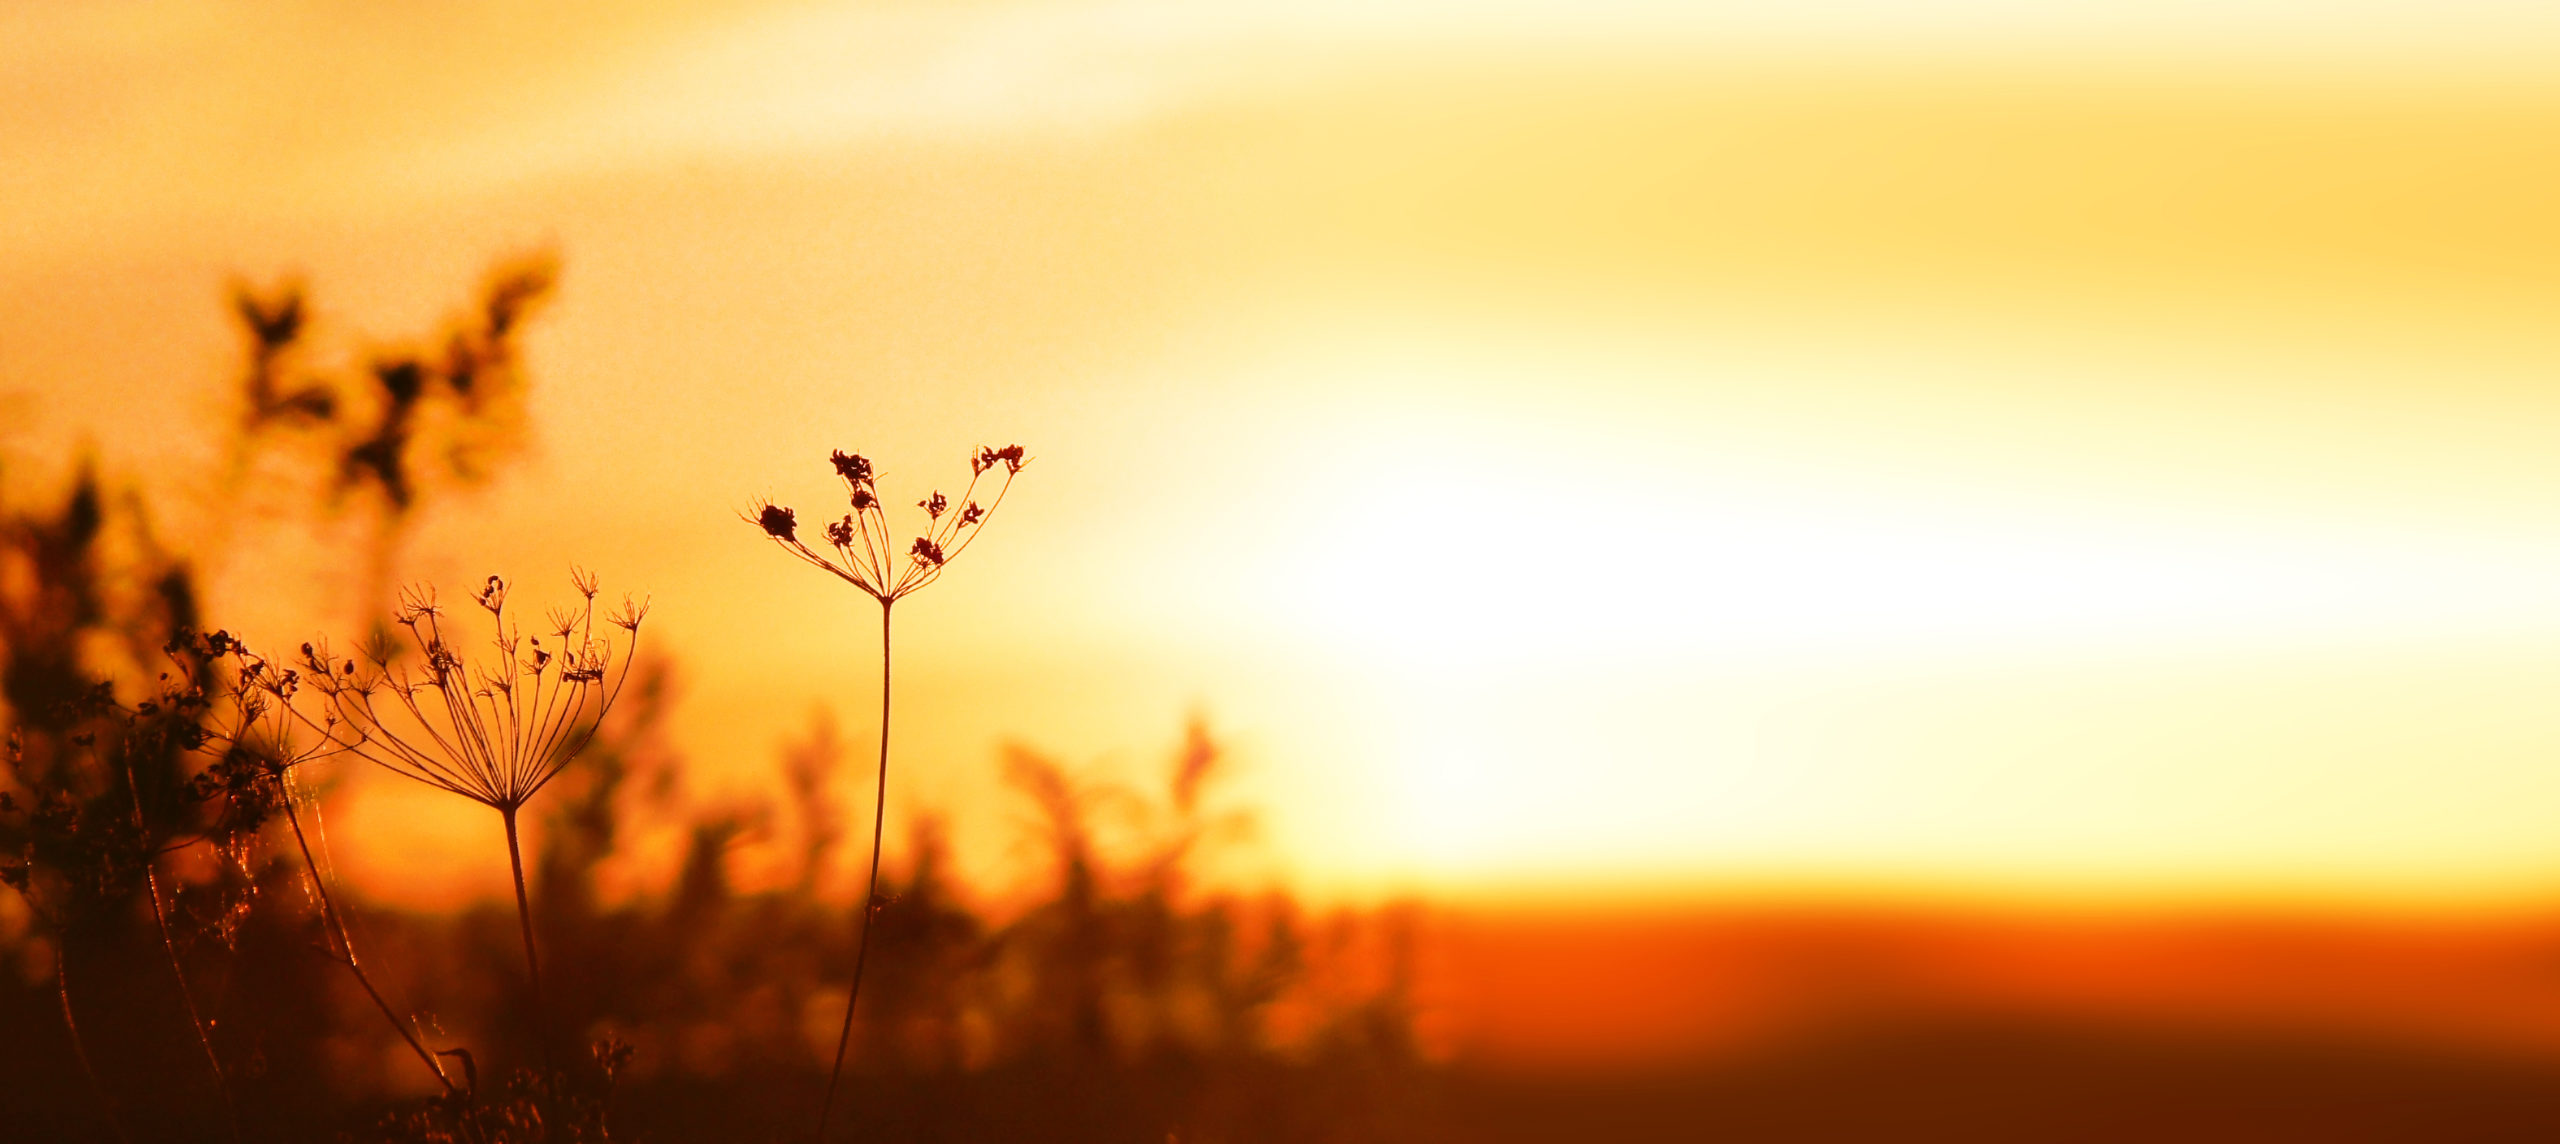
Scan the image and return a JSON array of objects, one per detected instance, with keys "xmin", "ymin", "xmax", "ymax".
[{"xmin": 225, "ymin": 256, "xmax": 555, "ymax": 619}]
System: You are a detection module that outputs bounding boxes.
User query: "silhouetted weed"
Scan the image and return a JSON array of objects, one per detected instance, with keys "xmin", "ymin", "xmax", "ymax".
[
  {"xmin": 750, "ymin": 444, "xmax": 1025, "ymax": 1138},
  {"xmin": 277, "ymin": 572, "xmax": 648, "ymax": 1060}
]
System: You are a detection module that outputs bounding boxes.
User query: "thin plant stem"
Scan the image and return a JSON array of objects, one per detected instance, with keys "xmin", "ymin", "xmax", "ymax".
[
  {"xmin": 125, "ymin": 758, "xmax": 241, "ymax": 1144},
  {"xmin": 501, "ymin": 804, "xmax": 549, "ymax": 1064},
  {"xmin": 279, "ymin": 791, "xmax": 456, "ymax": 1093},
  {"xmin": 140, "ymin": 859, "xmax": 243, "ymax": 1142},
  {"xmin": 55, "ymin": 937, "xmax": 132, "ymax": 1144},
  {"xmin": 755, "ymin": 445, "xmax": 1023, "ymax": 1140},
  {"xmin": 817, "ymin": 598, "xmax": 893, "ymax": 1141}
]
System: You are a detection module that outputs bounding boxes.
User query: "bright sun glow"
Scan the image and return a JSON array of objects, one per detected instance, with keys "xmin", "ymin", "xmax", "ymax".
[
  {"xmin": 21, "ymin": 1, "xmax": 2560, "ymax": 912},
  {"xmin": 1211, "ymin": 346, "xmax": 2560, "ymax": 901}
]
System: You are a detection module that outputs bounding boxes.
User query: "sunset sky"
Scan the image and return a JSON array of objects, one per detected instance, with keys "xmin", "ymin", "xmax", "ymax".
[{"xmin": 15, "ymin": 0, "xmax": 2560, "ymax": 909}]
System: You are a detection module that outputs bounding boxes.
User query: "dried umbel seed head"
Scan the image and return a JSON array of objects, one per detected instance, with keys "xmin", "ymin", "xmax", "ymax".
[
  {"xmin": 831, "ymin": 450, "xmax": 873, "ymax": 484},
  {"xmin": 759, "ymin": 502, "xmax": 798, "ymax": 541},
  {"xmin": 608, "ymin": 595, "xmax": 650, "ymax": 632},
  {"xmin": 974, "ymin": 444, "xmax": 1029, "ymax": 476},
  {"xmin": 751, "ymin": 442, "xmax": 1025, "ymax": 603},
  {"xmin": 278, "ymin": 570, "xmax": 647, "ymax": 813}
]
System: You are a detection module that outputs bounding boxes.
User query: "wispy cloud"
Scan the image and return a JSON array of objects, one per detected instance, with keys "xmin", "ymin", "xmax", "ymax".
[{"xmin": 17, "ymin": 0, "xmax": 2560, "ymax": 249}]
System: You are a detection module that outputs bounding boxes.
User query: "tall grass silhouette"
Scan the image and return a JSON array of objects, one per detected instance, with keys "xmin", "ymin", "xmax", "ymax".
[{"xmin": 751, "ymin": 445, "xmax": 1026, "ymax": 1139}]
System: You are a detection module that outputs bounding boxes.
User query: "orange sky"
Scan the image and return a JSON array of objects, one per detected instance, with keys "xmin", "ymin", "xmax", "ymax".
[{"xmin": 15, "ymin": 1, "xmax": 2560, "ymax": 909}]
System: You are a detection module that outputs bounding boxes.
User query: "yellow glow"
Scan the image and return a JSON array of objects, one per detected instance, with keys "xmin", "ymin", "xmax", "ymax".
[
  {"xmin": 17, "ymin": 1, "xmax": 2560, "ymax": 909},
  {"xmin": 1171, "ymin": 345, "xmax": 2560, "ymax": 902}
]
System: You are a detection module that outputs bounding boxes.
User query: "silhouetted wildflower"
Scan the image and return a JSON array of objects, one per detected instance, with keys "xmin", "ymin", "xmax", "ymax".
[
  {"xmin": 750, "ymin": 443, "xmax": 1026, "ymax": 605},
  {"xmin": 744, "ymin": 442, "xmax": 1028, "ymax": 1137},
  {"xmin": 274, "ymin": 570, "xmax": 649, "ymax": 1051}
]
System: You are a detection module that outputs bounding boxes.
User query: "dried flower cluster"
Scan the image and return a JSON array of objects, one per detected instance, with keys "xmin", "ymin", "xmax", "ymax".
[
  {"xmin": 285, "ymin": 570, "xmax": 648, "ymax": 812},
  {"xmin": 753, "ymin": 444, "xmax": 1026, "ymax": 605},
  {"xmin": 248, "ymin": 568, "xmax": 650, "ymax": 1063}
]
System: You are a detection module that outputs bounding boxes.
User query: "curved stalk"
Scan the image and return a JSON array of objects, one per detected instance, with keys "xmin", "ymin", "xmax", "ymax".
[
  {"xmin": 817, "ymin": 598, "xmax": 893, "ymax": 1141},
  {"xmin": 56, "ymin": 937, "xmax": 132, "ymax": 1144},
  {"xmin": 280, "ymin": 792, "xmax": 456, "ymax": 1093},
  {"xmin": 140, "ymin": 857, "xmax": 242, "ymax": 1142},
  {"xmin": 126, "ymin": 759, "xmax": 240, "ymax": 1143}
]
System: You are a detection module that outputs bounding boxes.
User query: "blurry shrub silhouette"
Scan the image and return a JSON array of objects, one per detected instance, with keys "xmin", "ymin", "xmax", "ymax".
[
  {"xmin": 0, "ymin": 264, "xmax": 1419, "ymax": 1143},
  {"xmin": 0, "ymin": 461, "xmax": 266, "ymax": 1143},
  {"xmin": 226, "ymin": 256, "xmax": 555, "ymax": 618}
]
